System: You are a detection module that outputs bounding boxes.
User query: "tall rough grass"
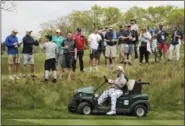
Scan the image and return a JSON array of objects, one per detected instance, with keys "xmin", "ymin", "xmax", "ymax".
[{"xmin": 1, "ymin": 46, "xmax": 184, "ymax": 112}]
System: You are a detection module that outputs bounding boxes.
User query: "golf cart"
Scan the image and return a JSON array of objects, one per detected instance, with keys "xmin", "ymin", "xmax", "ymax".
[{"xmin": 68, "ymin": 76, "xmax": 150, "ymax": 117}]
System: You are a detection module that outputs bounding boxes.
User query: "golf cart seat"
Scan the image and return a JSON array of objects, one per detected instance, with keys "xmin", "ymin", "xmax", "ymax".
[{"xmin": 121, "ymin": 80, "xmax": 144, "ymax": 95}]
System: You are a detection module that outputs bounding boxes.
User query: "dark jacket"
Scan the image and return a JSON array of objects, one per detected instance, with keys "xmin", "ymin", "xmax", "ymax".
[
  {"xmin": 171, "ymin": 30, "xmax": 183, "ymax": 45},
  {"xmin": 156, "ymin": 29, "xmax": 168, "ymax": 43},
  {"xmin": 22, "ymin": 35, "xmax": 39, "ymax": 54},
  {"xmin": 98, "ymin": 33, "xmax": 104, "ymax": 50},
  {"xmin": 126, "ymin": 30, "xmax": 136, "ymax": 45},
  {"xmin": 105, "ymin": 31, "xmax": 116, "ymax": 46}
]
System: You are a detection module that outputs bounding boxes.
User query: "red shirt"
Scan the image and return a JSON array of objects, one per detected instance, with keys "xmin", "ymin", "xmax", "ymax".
[{"xmin": 73, "ymin": 33, "xmax": 86, "ymax": 50}]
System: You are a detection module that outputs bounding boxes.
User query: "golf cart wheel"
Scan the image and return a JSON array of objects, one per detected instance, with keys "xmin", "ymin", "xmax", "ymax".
[
  {"xmin": 77, "ymin": 102, "xmax": 92, "ymax": 115},
  {"xmin": 132, "ymin": 104, "xmax": 147, "ymax": 117}
]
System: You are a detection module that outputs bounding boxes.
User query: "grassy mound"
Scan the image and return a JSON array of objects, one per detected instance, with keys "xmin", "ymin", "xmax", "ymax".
[{"xmin": 1, "ymin": 55, "xmax": 184, "ymax": 112}]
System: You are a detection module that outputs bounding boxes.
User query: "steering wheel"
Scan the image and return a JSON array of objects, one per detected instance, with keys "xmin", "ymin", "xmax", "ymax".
[{"xmin": 103, "ymin": 76, "xmax": 108, "ymax": 82}]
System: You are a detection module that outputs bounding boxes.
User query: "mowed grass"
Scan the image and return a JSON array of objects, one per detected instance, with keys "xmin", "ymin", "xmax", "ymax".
[
  {"xmin": 2, "ymin": 119, "xmax": 184, "ymax": 125},
  {"xmin": 1, "ymin": 44, "xmax": 184, "ymax": 125}
]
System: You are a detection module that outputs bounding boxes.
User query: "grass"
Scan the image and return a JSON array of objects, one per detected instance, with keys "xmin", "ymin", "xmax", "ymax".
[
  {"xmin": 2, "ymin": 119, "xmax": 184, "ymax": 125},
  {"xmin": 1, "ymin": 45, "xmax": 184, "ymax": 125}
]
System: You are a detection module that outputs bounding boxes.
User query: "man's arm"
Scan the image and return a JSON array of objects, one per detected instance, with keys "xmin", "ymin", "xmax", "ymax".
[
  {"xmin": 55, "ymin": 45, "xmax": 58, "ymax": 55},
  {"xmin": 5, "ymin": 37, "xmax": 14, "ymax": 47},
  {"xmin": 39, "ymin": 42, "xmax": 46, "ymax": 50},
  {"xmin": 104, "ymin": 33, "xmax": 111, "ymax": 42},
  {"xmin": 23, "ymin": 37, "xmax": 35, "ymax": 45},
  {"xmin": 129, "ymin": 31, "xmax": 136, "ymax": 41},
  {"xmin": 87, "ymin": 35, "xmax": 92, "ymax": 47}
]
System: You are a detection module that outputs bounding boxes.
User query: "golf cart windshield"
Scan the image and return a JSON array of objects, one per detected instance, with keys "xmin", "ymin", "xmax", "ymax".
[{"xmin": 75, "ymin": 86, "xmax": 94, "ymax": 94}]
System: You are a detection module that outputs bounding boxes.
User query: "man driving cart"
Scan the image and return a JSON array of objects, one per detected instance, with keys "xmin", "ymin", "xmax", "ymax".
[{"xmin": 97, "ymin": 66, "xmax": 127, "ymax": 115}]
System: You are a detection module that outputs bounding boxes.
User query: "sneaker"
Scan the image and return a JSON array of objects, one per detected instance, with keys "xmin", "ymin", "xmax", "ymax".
[
  {"xmin": 106, "ymin": 110, "xmax": 116, "ymax": 115},
  {"xmin": 59, "ymin": 74, "xmax": 62, "ymax": 79},
  {"xmin": 23, "ymin": 74, "xmax": 27, "ymax": 78},
  {"xmin": 89, "ymin": 67, "xmax": 92, "ymax": 71},
  {"xmin": 9, "ymin": 75, "xmax": 14, "ymax": 81},
  {"xmin": 80, "ymin": 70, "xmax": 84, "ymax": 73},
  {"xmin": 128, "ymin": 62, "xmax": 132, "ymax": 66},
  {"xmin": 14, "ymin": 75, "xmax": 20, "ymax": 80},
  {"xmin": 168, "ymin": 59, "xmax": 172, "ymax": 62},
  {"xmin": 31, "ymin": 74, "xmax": 36, "ymax": 78},
  {"xmin": 94, "ymin": 66, "xmax": 99, "ymax": 71},
  {"xmin": 42, "ymin": 79, "xmax": 48, "ymax": 83},
  {"xmin": 18, "ymin": 73, "xmax": 22, "ymax": 77},
  {"xmin": 52, "ymin": 79, "xmax": 57, "ymax": 83}
]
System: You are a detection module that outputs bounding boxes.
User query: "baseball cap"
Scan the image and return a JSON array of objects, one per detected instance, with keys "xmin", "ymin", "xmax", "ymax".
[
  {"xmin": 26, "ymin": 29, "xmax": 32, "ymax": 32},
  {"xmin": 56, "ymin": 29, "xmax": 61, "ymax": 33},
  {"xmin": 12, "ymin": 29, "xmax": 18, "ymax": 33},
  {"xmin": 117, "ymin": 66, "xmax": 124, "ymax": 73},
  {"xmin": 77, "ymin": 28, "xmax": 82, "ymax": 32}
]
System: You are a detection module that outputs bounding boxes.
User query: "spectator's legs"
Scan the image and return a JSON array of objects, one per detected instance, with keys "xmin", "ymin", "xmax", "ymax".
[
  {"xmin": 111, "ymin": 57, "xmax": 116, "ymax": 68},
  {"xmin": 8, "ymin": 64, "xmax": 12, "ymax": 76},
  {"xmin": 168, "ymin": 44, "xmax": 174, "ymax": 60},
  {"xmin": 53, "ymin": 70, "xmax": 57, "ymax": 79},
  {"xmin": 139, "ymin": 46, "xmax": 144, "ymax": 63},
  {"xmin": 175, "ymin": 44, "xmax": 180, "ymax": 61},
  {"xmin": 67, "ymin": 68, "xmax": 72, "ymax": 81},
  {"xmin": 163, "ymin": 44, "xmax": 168, "ymax": 61},
  {"xmin": 30, "ymin": 64, "xmax": 35, "ymax": 76},
  {"xmin": 134, "ymin": 43, "xmax": 138, "ymax": 59},
  {"xmin": 78, "ymin": 50, "xmax": 84, "ymax": 72},
  {"xmin": 45, "ymin": 70, "xmax": 49, "ymax": 80},
  {"xmin": 144, "ymin": 47, "xmax": 149, "ymax": 63},
  {"xmin": 23, "ymin": 64, "xmax": 27, "ymax": 76},
  {"xmin": 72, "ymin": 59, "xmax": 76, "ymax": 72},
  {"xmin": 15, "ymin": 63, "xmax": 20, "ymax": 75}
]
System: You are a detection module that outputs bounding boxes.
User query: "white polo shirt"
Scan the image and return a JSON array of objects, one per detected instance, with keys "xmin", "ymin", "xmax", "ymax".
[{"xmin": 88, "ymin": 33, "xmax": 102, "ymax": 50}]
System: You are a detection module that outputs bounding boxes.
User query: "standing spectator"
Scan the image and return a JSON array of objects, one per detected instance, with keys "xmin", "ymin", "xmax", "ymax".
[
  {"xmin": 156, "ymin": 24, "xmax": 169, "ymax": 61},
  {"xmin": 97, "ymin": 28, "xmax": 105, "ymax": 64},
  {"xmin": 118, "ymin": 25, "xmax": 127, "ymax": 63},
  {"xmin": 88, "ymin": 28, "xmax": 102, "ymax": 71},
  {"xmin": 5, "ymin": 29, "xmax": 21, "ymax": 80},
  {"xmin": 138, "ymin": 28, "xmax": 152, "ymax": 65},
  {"xmin": 62, "ymin": 33, "xmax": 77, "ymax": 80},
  {"xmin": 124, "ymin": 24, "xmax": 136, "ymax": 65},
  {"xmin": 52, "ymin": 29, "xmax": 65, "ymax": 78},
  {"xmin": 105, "ymin": 27, "xmax": 117, "ymax": 68},
  {"xmin": 40, "ymin": 35, "xmax": 58, "ymax": 83},
  {"xmin": 130, "ymin": 19, "xmax": 139, "ymax": 59},
  {"xmin": 101, "ymin": 27, "xmax": 109, "ymax": 65},
  {"xmin": 168, "ymin": 24, "xmax": 183, "ymax": 62},
  {"xmin": 22, "ymin": 29, "xmax": 39, "ymax": 77},
  {"xmin": 72, "ymin": 28, "xmax": 87, "ymax": 72}
]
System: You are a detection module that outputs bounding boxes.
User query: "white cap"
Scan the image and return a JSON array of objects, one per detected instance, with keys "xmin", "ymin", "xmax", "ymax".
[
  {"xmin": 12, "ymin": 29, "xmax": 18, "ymax": 33},
  {"xmin": 117, "ymin": 66, "xmax": 124, "ymax": 73},
  {"xmin": 56, "ymin": 29, "xmax": 61, "ymax": 33},
  {"xmin": 26, "ymin": 29, "xmax": 32, "ymax": 32}
]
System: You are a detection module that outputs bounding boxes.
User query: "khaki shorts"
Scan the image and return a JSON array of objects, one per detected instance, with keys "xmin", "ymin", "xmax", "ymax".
[
  {"xmin": 8, "ymin": 54, "xmax": 20, "ymax": 64},
  {"xmin": 23, "ymin": 54, "xmax": 34, "ymax": 65},
  {"xmin": 105, "ymin": 45, "xmax": 117, "ymax": 58}
]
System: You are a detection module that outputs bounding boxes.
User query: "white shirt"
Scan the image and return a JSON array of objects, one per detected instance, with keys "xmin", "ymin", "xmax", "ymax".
[
  {"xmin": 40, "ymin": 41, "xmax": 58, "ymax": 60},
  {"xmin": 131, "ymin": 24, "xmax": 139, "ymax": 31},
  {"xmin": 88, "ymin": 33, "xmax": 102, "ymax": 50}
]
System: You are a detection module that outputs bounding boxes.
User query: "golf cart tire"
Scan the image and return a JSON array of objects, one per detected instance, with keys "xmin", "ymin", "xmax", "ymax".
[
  {"xmin": 132, "ymin": 104, "xmax": 147, "ymax": 117},
  {"xmin": 77, "ymin": 102, "xmax": 92, "ymax": 115}
]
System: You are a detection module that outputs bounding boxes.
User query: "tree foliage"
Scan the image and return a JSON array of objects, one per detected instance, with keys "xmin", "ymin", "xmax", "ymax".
[
  {"xmin": 1, "ymin": 1, "xmax": 16, "ymax": 12},
  {"xmin": 39, "ymin": 5, "xmax": 184, "ymax": 37}
]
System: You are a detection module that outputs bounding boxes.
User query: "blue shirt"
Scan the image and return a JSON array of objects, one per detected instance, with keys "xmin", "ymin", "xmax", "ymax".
[{"xmin": 5, "ymin": 35, "xmax": 19, "ymax": 55}]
